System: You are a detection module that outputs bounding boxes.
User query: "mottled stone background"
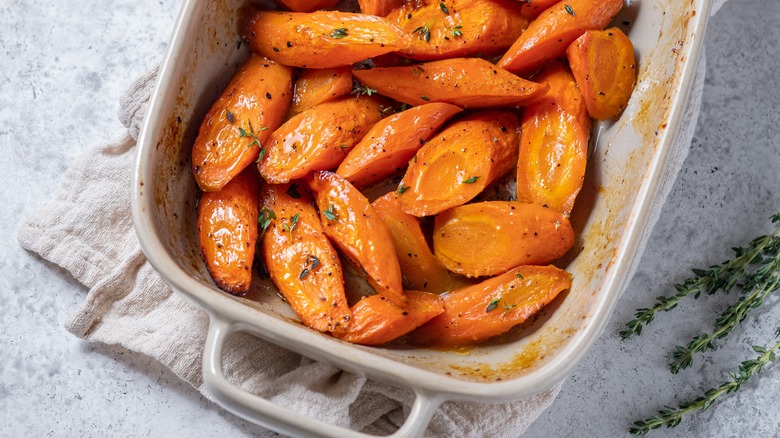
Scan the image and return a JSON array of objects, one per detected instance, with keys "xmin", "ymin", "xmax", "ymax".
[{"xmin": 1, "ymin": 0, "xmax": 778, "ymax": 436}]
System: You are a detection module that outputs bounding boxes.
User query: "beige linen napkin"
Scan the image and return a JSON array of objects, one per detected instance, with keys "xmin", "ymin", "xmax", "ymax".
[{"xmin": 18, "ymin": 20, "xmax": 712, "ymax": 438}]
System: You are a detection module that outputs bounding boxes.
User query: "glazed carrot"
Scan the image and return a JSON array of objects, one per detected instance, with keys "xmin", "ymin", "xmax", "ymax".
[
  {"xmin": 336, "ymin": 102, "xmax": 463, "ymax": 188},
  {"xmin": 260, "ymin": 183, "xmax": 352, "ymax": 334},
  {"xmin": 276, "ymin": 0, "xmax": 339, "ymax": 13},
  {"xmin": 358, "ymin": 0, "xmax": 403, "ymax": 17},
  {"xmin": 517, "ymin": 62, "xmax": 590, "ymax": 216},
  {"xmin": 520, "ymin": 0, "xmax": 559, "ymax": 19},
  {"xmin": 498, "ymin": 0, "xmax": 624, "ymax": 74},
  {"xmin": 259, "ymin": 96, "xmax": 384, "ymax": 184},
  {"xmin": 433, "ymin": 201, "xmax": 575, "ymax": 277},
  {"xmin": 372, "ymin": 193, "xmax": 466, "ymax": 293},
  {"xmin": 290, "ymin": 67, "xmax": 354, "ymax": 116},
  {"xmin": 197, "ymin": 169, "xmax": 261, "ymax": 295},
  {"xmin": 241, "ymin": 10, "xmax": 410, "ymax": 68},
  {"xmin": 308, "ymin": 171, "xmax": 407, "ymax": 308},
  {"xmin": 386, "ymin": 0, "xmax": 528, "ymax": 60},
  {"xmin": 412, "ymin": 265, "xmax": 572, "ymax": 347},
  {"xmin": 397, "ymin": 110, "xmax": 520, "ymax": 217},
  {"xmin": 566, "ymin": 28, "xmax": 637, "ymax": 119},
  {"xmin": 334, "ymin": 291, "xmax": 444, "ymax": 345},
  {"xmin": 352, "ymin": 58, "xmax": 548, "ymax": 108},
  {"xmin": 192, "ymin": 55, "xmax": 293, "ymax": 192}
]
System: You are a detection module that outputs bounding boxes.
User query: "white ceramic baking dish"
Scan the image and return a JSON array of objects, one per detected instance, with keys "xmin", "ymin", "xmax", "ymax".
[{"xmin": 132, "ymin": 0, "xmax": 710, "ymax": 436}]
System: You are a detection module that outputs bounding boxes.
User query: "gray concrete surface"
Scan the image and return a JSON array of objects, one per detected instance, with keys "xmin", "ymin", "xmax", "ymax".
[{"xmin": 2, "ymin": 0, "xmax": 779, "ymax": 437}]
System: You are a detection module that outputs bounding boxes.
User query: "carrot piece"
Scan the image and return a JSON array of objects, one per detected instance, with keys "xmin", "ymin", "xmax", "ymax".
[
  {"xmin": 358, "ymin": 0, "xmax": 404, "ymax": 17},
  {"xmin": 433, "ymin": 201, "xmax": 575, "ymax": 277},
  {"xmin": 397, "ymin": 110, "xmax": 520, "ymax": 217},
  {"xmin": 566, "ymin": 28, "xmax": 637, "ymax": 119},
  {"xmin": 259, "ymin": 96, "xmax": 384, "ymax": 184},
  {"xmin": 385, "ymin": 0, "xmax": 528, "ymax": 60},
  {"xmin": 197, "ymin": 169, "xmax": 261, "ymax": 295},
  {"xmin": 290, "ymin": 67, "xmax": 354, "ymax": 116},
  {"xmin": 241, "ymin": 9, "xmax": 410, "ymax": 68},
  {"xmin": 276, "ymin": 0, "xmax": 339, "ymax": 13},
  {"xmin": 516, "ymin": 62, "xmax": 590, "ymax": 216},
  {"xmin": 334, "ymin": 291, "xmax": 444, "ymax": 345},
  {"xmin": 308, "ymin": 171, "xmax": 407, "ymax": 308},
  {"xmin": 412, "ymin": 265, "xmax": 572, "ymax": 347},
  {"xmin": 520, "ymin": 0, "xmax": 559, "ymax": 19},
  {"xmin": 260, "ymin": 183, "xmax": 352, "ymax": 334},
  {"xmin": 336, "ymin": 102, "xmax": 463, "ymax": 188},
  {"xmin": 192, "ymin": 55, "xmax": 293, "ymax": 192},
  {"xmin": 497, "ymin": 0, "xmax": 624, "ymax": 74},
  {"xmin": 352, "ymin": 58, "xmax": 548, "ymax": 108},
  {"xmin": 372, "ymin": 193, "xmax": 466, "ymax": 293}
]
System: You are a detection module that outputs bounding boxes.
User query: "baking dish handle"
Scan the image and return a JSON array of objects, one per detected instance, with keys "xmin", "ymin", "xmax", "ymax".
[{"xmin": 202, "ymin": 315, "xmax": 443, "ymax": 438}]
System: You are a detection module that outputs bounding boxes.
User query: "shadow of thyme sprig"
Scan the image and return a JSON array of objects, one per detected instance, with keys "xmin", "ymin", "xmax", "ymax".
[
  {"xmin": 630, "ymin": 328, "xmax": 780, "ymax": 435},
  {"xmin": 623, "ymin": 212, "xmax": 780, "ymax": 434},
  {"xmin": 620, "ymin": 214, "xmax": 780, "ymax": 340}
]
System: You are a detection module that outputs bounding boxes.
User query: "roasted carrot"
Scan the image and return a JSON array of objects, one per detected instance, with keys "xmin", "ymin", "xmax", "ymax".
[
  {"xmin": 412, "ymin": 265, "xmax": 571, "ymax": 347},
  {"xmin": 308, "ymin": 171, "xmax": 407, "ymax": 307},
  {"xmin": 358, "ymin": 0, "xmax": 403, "ymax": 17},
  {"xmin": 290, "ymin": 67, "xmax": 354, "ymax": 116},
  {"xmin": 334, "ymin": 291, "xmax": 444, "ymax": 345},
  {"xmin": 192, "ymin": 55, "xmax": 293, "ymax": 192},
  {"xmin": 566, "ymin": 27, "xmax": 637, "ymax": 119},
  {"xmin": 352, "ymin": 58, "xmax": 548, "ymax": 108},
  {"xmin": 520, "ymin": 0, "xmax": 559, "ymax": 20},
  {"xmin": 260, "ymin": 183, "xmax": 352, "ymax": 334},
  {"xmin": 241, "ymin": 9, "xmax": 410, "ymax": 68},
  {"xmin": 433, "ymin": 201, "xmax": 575, "ymax": 277},
  {"xmin": 517, "ymin": 62, "xmax": 590, "ymax": 216},
  {"xmin": 336, "ymin": 102, "xmax": 463, "ymax": 188},
  {"xmin": 259, "ymin": 96, "xmax": 384, "ymax": 184},
  {"xmin": 397, "ymin": 110, "xmax": 520, "ymax": 217},
  {"xmin": 386, "ymin": 0, "xmax": 527, "ymax": 60},
  {"xmin": 276, "ymin": 0, "xmax": 339, "ymax": 13},
  {"xmin": 372, "ymin": 193, "xmax": 465, "ymax": 293},
  {"xmin": 498, "ymin": 0, "xmax": 624, "ymax": 74},
  {"xmin": 197, "ymin": 168, "xmax": 261, "ymax": 295}
]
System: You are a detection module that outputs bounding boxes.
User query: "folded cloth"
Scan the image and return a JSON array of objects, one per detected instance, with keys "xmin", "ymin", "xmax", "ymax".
[{"xmin": 18, "ymin": 27, "xmax": 709, "ymax": 438}]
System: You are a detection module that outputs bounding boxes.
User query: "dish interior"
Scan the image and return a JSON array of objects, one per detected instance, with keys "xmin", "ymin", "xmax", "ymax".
[{"xmin": 137, "ymin": 0, "xmax": 705, "ymax": 389}]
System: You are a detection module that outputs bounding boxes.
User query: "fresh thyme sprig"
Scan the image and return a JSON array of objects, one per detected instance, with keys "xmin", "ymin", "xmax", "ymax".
[
  {"xmin": 620, "ymin": 218, "xmax": 780, "ymax": 340},
  {"xmin": 669, "ymin": 234, "xmax": 780, "ymax": 373},
  {"xmin": 630, "ymin": 329, "xmax": 780, "ymax": 435},
  {"xmin": 624, "ymin": 212, "xmax": 780, "ymax": 433}
]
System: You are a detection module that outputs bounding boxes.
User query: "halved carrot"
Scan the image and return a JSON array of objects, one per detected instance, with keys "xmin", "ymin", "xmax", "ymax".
[
  {"xmin": 336, "ymin": 102, "xmax": 463, "ymax": 188},
  {"xmin": 197, "ymin": 168, "xmax": 261, "ymax": 295},
  {"xmin": 520, "ymin": 0, "xmax": 559, "ymax": 20},
  {"xmin": 192, "ymin": 55, "xmax": 293, "ymax": 192},
  {"xmin": 276, "ymin": 0, "xmax": 339, "ymax": 13},
  {"xmin": 290, "ymin": 67, "xmax": 354, "ymax": 116},
  {"xmin": 334, "ymin": 291, "xmax": 444, "ymax": 345},
  {"xmin": 498, "ymin": 0, "xmax": 624, "ymax": 74},
  {"xmin": 566, "ymin": 27, "xmax": 637, "ymax": 119},
  {"xmin": 397, "ymin": 110, "xmax": 520, "ymax": 217},
  {"xmin": 386, "ymin": 0, "xmax": 528, "ymax": 60},
  {"xmin": 259, "ymin": 96, "xmax": 384, "ymax": 184},
  {"xmin": 352, "ymin": 58, "xmax": 548, "ymax": 108},
  {"xmin": 358, "ymin": 0, "xmax": 403, "ymax": 17},
  {"xmin": 433, "ymin": 201, "xmax": 575, "ymax": 277},
  {"xmin": 308, "ymin": 171, "xmax": 407, "ymax": 308},
  {"xmin": 412, "ymin": 265, "xmax": 571, "ymax": 347},
  {"xmin": 241, "ymin": 9, "xmax": 410, "ymax": 68},
  {"xmin": 516, "ymin": 62, "xmax": 590, "ymax": 216},
  {"xmin": 372, "ymin": 193, "xmax": 465, "ymax": 293},
  {"xmin": 260, "ymin": 183, "xmax": 352, "ymax": 334}
]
